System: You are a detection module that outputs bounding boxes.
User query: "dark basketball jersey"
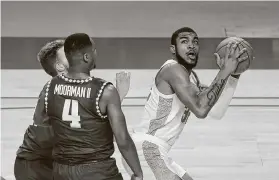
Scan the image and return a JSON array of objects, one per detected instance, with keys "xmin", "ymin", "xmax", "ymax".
[
  {"xmin": 46, "ymin": 74, "xmax": 115, "ymax": 165},
  {"xmin": 16, "ymin": 84, "xmax": 54, "ymax": 160}
]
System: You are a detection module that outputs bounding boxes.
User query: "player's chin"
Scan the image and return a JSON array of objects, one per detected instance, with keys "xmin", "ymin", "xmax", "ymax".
[{"xmin": 185, "ymin": 57, "xmax": 197, "ymax": 65}]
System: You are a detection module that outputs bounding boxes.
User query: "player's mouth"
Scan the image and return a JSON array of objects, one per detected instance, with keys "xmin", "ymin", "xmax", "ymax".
[{"xmin": 186, "ymin": 51, "xmax": 197, "ymax": 60}]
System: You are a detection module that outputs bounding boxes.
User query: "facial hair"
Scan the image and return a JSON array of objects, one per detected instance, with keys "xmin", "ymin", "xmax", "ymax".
[{"xmin": 175, "ymin": 47, "xmax": 198, "ymax": 70}]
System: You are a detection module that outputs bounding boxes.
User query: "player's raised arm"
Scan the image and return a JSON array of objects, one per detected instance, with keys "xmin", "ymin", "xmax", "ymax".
[
  {"xmin": 166, "ymin": 42, "xmax": 247, "ymax": 119},
  {"xmin": 102, "ymin": 84, "xmax": 143, "ymax": 180},
  {"xmin": 116, "ymin": 71, "xmax": 131, "ymax": 103},
  {"xmin": 192, "ymin": 70, "xmax": 241, "ymax": 120},
  {"xmin": 208, "ymin": 74, "xmax": 240, "ymax": 119}
]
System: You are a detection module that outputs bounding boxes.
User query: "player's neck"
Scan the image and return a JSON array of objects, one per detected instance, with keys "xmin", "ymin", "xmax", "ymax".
[
  {"xmin": 172, "ymin": 56, "xmax": 193, "ymax": 73},
  {"xmin": 66, "ymin": 67, "xmax": 91, "ymax": 79}
]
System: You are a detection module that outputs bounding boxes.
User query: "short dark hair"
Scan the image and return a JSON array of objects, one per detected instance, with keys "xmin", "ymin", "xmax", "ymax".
[
  {"xmin": 171, "ymin": 27, "xmax": 197, "ymax": 45},
  {"xmin": 37, "ymin": 39, "xmax": 65, "ymax": 76},
  {"xmin": 64, "ymin": 33, "xmax": 93, "ymax": 66}
]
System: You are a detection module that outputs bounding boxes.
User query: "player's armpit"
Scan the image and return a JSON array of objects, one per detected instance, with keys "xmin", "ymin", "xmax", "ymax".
[
  {"xmin": 165, "ymin": 63, "xmax": 230, "ymax": 119},
  {"xmin": 102, "ymin": 85, "xmax": 143, "ymax": 178}
]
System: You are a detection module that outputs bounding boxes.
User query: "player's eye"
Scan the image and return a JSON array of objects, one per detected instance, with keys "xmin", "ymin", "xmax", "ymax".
[
  {"xmin": 181, "ymin": 39, "xmax": 188, "ymax": 44},
  {"xmin": 193, "ymin": 40, "xmax": 199, "ymax": 45}
]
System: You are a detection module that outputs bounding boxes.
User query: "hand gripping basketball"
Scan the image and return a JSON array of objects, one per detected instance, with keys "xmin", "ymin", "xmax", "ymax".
[
  {"xmin": 214, "ymin": 41, "xmax": 248, "ymax": 75},
  {"xmin": 215, "ymin": 37, "xmax": 254, "ymax": 75}
]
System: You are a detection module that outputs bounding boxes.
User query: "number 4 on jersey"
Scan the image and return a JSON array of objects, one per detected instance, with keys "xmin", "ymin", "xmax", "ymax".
[{"xmin": 62, "ymin": 99, "xmax": 81, "ymax": 128}]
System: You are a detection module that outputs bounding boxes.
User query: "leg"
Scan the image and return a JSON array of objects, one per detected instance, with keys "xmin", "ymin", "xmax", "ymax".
[
  {"xmin": 142, "ymin": 141, "xmax": 183, "ymax": 180},
  {"xmin": 122, "ymin": 139, "xmax": 194, "ymax": 180},
  {"xmin": 53, "ymin": 159, "xmax": 123, "ymax": 180},
  {"xmin": 14, "ymin": 157, "xmax": 28, "ymax": 180},
  {"xmin": 14, "ymin": 157, "xmax": 53, "ymax": 180}
]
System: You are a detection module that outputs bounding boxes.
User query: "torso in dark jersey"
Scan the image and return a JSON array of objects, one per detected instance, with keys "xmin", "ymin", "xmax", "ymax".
[
  {"xmin": 16, "ymin": 85, "xmax": 54, "ymax": 160},
  {"xmin": 46, "ymin": 74, "xmax": 114, "ymax": 165}
]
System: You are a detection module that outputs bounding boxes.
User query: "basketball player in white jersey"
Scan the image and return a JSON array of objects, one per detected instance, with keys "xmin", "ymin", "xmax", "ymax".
[{"xmin": 121, "ymin": 27, "xmax": 248, "ymax": 180}]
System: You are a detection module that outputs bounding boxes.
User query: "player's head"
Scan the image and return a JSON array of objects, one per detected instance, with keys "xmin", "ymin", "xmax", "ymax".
[
  {"xmin": 37, "ymin": 39, "xmax": 69, "ymax": 77},
  {"xmin": 64, "ymin": 33, "xmax": 97, "ymax": 72},
  {"xmin": 170, "ymin": 27, "xmax": 199, "ymax": 70}
]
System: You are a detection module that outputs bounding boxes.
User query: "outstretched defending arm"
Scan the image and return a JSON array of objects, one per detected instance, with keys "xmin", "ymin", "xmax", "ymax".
[
  {"xmin": 102, "ymin": 84, "xmax": 143, "ymax": 180},
  {"xmin": 116, "ymin": 71, "xmax": 131, "ymax": 103}
]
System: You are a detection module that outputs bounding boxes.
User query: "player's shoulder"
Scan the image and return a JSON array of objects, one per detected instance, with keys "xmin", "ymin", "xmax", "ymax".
[
  {"xmin": 93, "ymin": 77, "xmax": 107, "ymax": 84},
  {"xmin": 102, "ymin": 83, "xmax": 117, "ymax": 97},
  {"xmin": 161, "ymin": 62, "xmax": 191, "ymax": 81},
  {"xmin": 163, "ymin": 62, "xmax": 189, "ymax": 74},
  {"xmin": 92, "ymin": 77, "xmax": 112, "ymax": 89},
  {"xmin": 46, "ymin": 75, "xmax": 61, "ymax": 86},
  {"xmin": 92, "ymin": 77, "xmax": 115, "ymax": 97},
  {"xmin": 38, "ymin": 78, "xmax": 54, "ymax": 97},
  {"xmin": 99, "ymin": 83, "xmax": 120, "ymax": 105}
]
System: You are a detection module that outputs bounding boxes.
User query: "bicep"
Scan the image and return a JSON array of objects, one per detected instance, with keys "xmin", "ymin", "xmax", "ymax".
[
  {"xmin": 171, "ymin": 80, "xmax": 202, "ymax": 111},
  {"xmin": 104, "ymin": 86, "xmax": 129, "ymax": 141},
  {"xmin": 166, "ymin": 66, "xmax": 204, "ymax": 115},
  {"xmin": 107, "ymin": 103, "xmax": 129, "ymax": 136}
]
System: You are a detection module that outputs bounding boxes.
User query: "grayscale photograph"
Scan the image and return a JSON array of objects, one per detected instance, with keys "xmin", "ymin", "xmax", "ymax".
[{"xmin": 1, "ymin": 1, "xmax": 279, "ymax": 180}]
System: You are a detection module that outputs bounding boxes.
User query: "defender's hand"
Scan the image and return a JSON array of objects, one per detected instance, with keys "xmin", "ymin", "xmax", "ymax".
[{"xmin": 116, "ymin": 71, "xmax": 131, "ymax": 101}]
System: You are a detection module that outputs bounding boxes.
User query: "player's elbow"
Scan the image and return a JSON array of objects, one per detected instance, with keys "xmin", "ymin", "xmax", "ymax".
[
  {"xmin": 195, "ymin": 112, "xmax": 207, "ymax": 119},
  {"xmin": 115, "ymin": 132, "xmax": 132, "ymax": 150},
  {"xmin": 209, "ymin": 113, "xmax": 223, "ymax": 120},
  {"xmin": 194, "ymin": 108, "xmax": 209, "ymax": 119},
  {"xmin": 213, "ymin": 115, "xmax": 223, "ymax": 120},
  {"xmin": 183, "ymin": 100, "xmax": 209, "ymax": 119}
]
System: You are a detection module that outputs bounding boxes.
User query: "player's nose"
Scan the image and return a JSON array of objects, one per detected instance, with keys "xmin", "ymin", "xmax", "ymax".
[{"xmin": 188, "ymin": 43, "xmax": 194, "ymax": 49}]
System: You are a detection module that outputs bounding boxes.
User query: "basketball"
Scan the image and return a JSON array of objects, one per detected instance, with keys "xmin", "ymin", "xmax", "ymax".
[{"xmin": 215, "ymin": 37, "xmax": 254, "ymax": 75}]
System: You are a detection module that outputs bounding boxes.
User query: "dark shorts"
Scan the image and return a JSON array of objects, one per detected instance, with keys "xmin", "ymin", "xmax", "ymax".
[
  {"xmin": 14, "ymin": 157, "xmax": 53, "ymax": 180},
  {"xmin": 53, "ymin": 158, "xmax": 123, "ymax": 180}
]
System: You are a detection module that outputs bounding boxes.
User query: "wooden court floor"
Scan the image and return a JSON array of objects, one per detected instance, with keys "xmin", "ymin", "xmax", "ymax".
[{"xmin": 1, "ymin": 105, "xmax": 279, "ymax": 180}]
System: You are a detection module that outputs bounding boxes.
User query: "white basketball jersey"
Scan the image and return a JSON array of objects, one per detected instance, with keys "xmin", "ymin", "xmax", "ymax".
[{"xmin": 133, "ymin": 59, "xmax": 199, "ymax": 147}]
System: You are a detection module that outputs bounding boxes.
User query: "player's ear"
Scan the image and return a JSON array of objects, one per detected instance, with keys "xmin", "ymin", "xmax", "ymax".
[
  {"xmin": 83, "ymin": 53, "xmax": 90, "ymax": 63},
  {"xmin": 170, "ymin": 45, "xmax": 176, "ymax": 54},
  {"xmin": 91, "ymin": 49, "xmax": 97, "ymax": 69},
  {"xmin": 55, "ymin": 62, "xmax": 66, "ymax": 74}
]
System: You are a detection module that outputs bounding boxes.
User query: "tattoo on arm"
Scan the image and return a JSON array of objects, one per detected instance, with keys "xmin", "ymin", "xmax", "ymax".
[{"xmin": 206, "ymin": 79, "xmax": 226, "ymax": 107}]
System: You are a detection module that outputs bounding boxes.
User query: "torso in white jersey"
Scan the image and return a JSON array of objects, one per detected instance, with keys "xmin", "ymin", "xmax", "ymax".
[{"xmin": 133, "ymin": 59, "xmax": 199, "ymax": 147}]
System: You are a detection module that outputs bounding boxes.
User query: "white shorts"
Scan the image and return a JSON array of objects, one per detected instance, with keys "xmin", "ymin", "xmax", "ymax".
[{"xmin": 122, "ymin": 133, "xmax": 188, "ymax": 180}]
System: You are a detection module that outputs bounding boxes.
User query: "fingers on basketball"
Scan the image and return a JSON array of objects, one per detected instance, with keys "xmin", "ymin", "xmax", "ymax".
[
  {"xmin": 225, "ymin": 42, "xmax": 233, "ymax": 58},
  {"xmin": 236, "ymin": 48, "xmax": 247, "ymax": 58},
  {"xmin": 238, "ymin": 55, "xmax": 249, "ymax": 63},
  {"xmin": 230, "ymin": 42, "xmax": 239, "ymax": 55}
]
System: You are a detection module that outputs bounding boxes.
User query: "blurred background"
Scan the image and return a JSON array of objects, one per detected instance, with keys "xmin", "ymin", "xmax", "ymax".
[{"xmin": 1, "ymin": 1, "xmax": 279, "ymax": 180}]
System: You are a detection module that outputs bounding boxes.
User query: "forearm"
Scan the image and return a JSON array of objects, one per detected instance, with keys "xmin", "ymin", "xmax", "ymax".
[
  {"xmin": 208, "ymin": 75, "xmax": 239, "ymax": 119},
  {"xmin": 197, "ymin": 69, "xmax": 231, "ymax": 116},
  {"xmin": 117, "ymin": 136, "xmax": 143, "ymax": 177}
]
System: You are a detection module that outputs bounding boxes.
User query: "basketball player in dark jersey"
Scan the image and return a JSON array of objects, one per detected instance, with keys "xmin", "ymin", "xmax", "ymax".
[
  {"xmin": 14, "ymin": 39, "xmax": 132, "ymax": 180},
  {"xmin": 14, "ymin": 40, "xmax": 68, "ymax": 180},
  {"xmin": 45, "ymin": 33, "xmax": 142, "ymax": 180}
]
